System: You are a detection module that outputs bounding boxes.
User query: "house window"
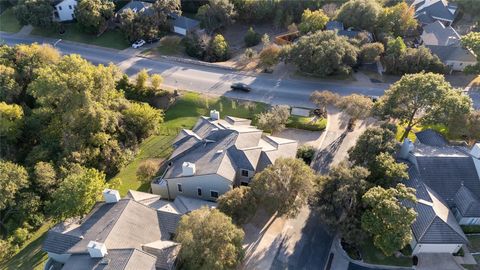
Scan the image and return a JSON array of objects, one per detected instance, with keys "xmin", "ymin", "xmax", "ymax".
[
  {"xmin": 210, "ymin": 190, "xmax": 219, "ymax": 198},
  {"xmin": 197, "ymin": 188, "xmax": 202, "ymax": 197},
  {"xmin": 58, "ymin": 6, "xmax": 62, "ymax": 10},
  {"xmin": 68, "ymin": 5, "xmax": 72, "ymax": 9},
  {"xmin": 177, "ymin": 184, "xmax": 182, "ymax": 192},
  {"xmin": 241, "ymin": 170, "xmax": 249, "ymax": 177},
  {"xmin": 240, "ymin": 181, "xmax": 249, "ymax": 186}
]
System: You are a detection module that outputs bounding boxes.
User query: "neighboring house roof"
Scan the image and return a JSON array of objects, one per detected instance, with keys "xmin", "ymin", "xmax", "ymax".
[
  {"xmin": 43, "ymin": 198, "xmax": 180, "ymax": 270},
  {"xmin": 421, "ymin": 21, "xmax": 460, "ymax": 46},
  {"xmin": 413, "ymin": 0, "xmax": 457, "ymax": 24},
  {"xmin": 326, "ymin": 21, "xmax": 344, "ymax": 31},
  {"xmin": 171, "ymin": 15, "xmax": 200, "ymax": 30},
  {"xmin": 406, "ymin": 174, "xmax": 468, "ymax": 244},
  {"xmin": 158, "ymin": 115, "xmax": 297, "ymax": 182},
  {"xmin": 415, "ymin": 129, "xmax": 448, "ymax": 147},
  {"xmin": 60, "ymin": 248, "xmax": 157, "ymax": 270},
  {"xmin": 454, "ymin": 185, "xmax": 480, "ymax": 217},
  {"xmin": 426, "ymin": 44, "xmax": 477, "ymax": 63},
  {"xmin": 117, "ymin": 1, "xmax": 152, "ymax": 15}
]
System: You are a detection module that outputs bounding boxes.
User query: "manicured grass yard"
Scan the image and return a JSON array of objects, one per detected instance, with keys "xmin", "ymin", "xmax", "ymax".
[
  {"xmin": 287, "ymin": 115, "xmax": 327, "ymax": 131},
  {"xmin": 360, "ymin": 241, "xmax": 412, "ymax": 267},
  {"xmin": 468, "ymin": 235, "xmax": 480, "ymax": 252},
  {"xmin": 31, "ymin": 23, "xmax": 129, "ymax": 50},
  {"xmin": 0, "ymin": 221, "xmax": 53, "ymax": 270},
  {"xmin": 113, "ymin": 92, "xmax": 268, "ymax": 196},
  {"xmin": 395, "ymin": 123, "xmax": 449, "ymax": 142},
  {"xmin": 0, "ymin": 8, "xmax": 22, "ymax": 33}
]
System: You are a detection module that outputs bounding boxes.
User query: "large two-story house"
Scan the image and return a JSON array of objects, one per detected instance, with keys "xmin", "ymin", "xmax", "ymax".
[
  {"xmin": 399, "ymin": 130, "xmax": 480, "ymax": 254},
  {"xmin": 151, "ymin": 111, "xmax": 298, "ymax": 201}
]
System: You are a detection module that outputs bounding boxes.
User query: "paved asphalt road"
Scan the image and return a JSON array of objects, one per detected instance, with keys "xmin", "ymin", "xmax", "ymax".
[{"xmin": 0, "ymin": 33, "xmax": 395, "ymax": 108}]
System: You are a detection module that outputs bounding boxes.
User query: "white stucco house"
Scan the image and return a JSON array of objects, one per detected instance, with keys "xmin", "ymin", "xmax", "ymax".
[
  {"xmin": 400, "ymin": 131, "xmax": 480, "ymax": 254},
  {"xmin": 151, "ymin": 111, "xmax": 298, "ymax": 201},
  {"xmin": 53, "ymin": 0, "xmax": 77, "ymax": 22}
]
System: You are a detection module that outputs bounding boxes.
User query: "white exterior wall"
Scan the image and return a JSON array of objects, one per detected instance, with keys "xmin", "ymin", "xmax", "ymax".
[
  {"xmin": 459, "ymin": 217, "xmax": 480, "ymax": 225},
  {"xmin": 152, "ymin": 174, "xmax": 232, "ymax": 201},
  {"xmin": 173, "ymin": 26, "xmax": 187, "ymax": 36},
  {"xmin": 412, "ymin": 243, "xmax": 462, "ymax": 254},
  {"xmin": 55, "ymin": 0, "xmax": 77, "ymax": 22},
  {"xmin": 445, "ymin": 60, "xmax": 477, "ymax": 71}
]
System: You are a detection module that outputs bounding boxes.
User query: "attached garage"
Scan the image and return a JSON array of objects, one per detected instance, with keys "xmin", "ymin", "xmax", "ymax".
[
  {"xmin": 171, "ymin": 15, "xmax": 200, "ymax": 36},
  {"xmin": 413, "ymin": 244, "xmax": 462, "ymax": 254}
]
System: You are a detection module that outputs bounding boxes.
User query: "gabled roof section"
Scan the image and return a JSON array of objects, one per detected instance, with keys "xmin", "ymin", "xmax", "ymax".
[
  {"xmin": 455, "ymin": 185, "xmax": 480, "ymax": 217},
  {"xmin": 43, "ymin": 231, "xmax": 82, "ymax": 254},
  {"xmin": 426, "ymin": 45, "xmax": 477, "ymax": 62},
  {"xmin": 411, "ymin": 187, "xmax": 468, "ymax": 244},
  {"xmin": 421, "ymin": 21, "xmax": 460, "ymax": 46},
  {"xmin": 413, "ymin": 0, "xmax": 457, "ymax": 23},
  {"xmin": 415, "ymin": 129, "xmax": 448, "ymax": 147},
  {"xmin": 60, "ymin": 248, "xmax": 157, "ymax": 270}
]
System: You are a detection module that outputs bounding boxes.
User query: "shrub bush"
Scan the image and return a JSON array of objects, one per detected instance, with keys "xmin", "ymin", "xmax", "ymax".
[
  {"xmin": 296, "ymin": 145, "xmax": 316, "ymax": 165},
  {"xmin": 244, "ymin": 27, "xmax": 261, "ymax": 47}
]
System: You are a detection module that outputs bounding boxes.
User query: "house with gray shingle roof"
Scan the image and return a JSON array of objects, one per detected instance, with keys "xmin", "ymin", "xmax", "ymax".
[
  {"xmin": 151, "ymin": 111, "xmax": 298, "ymax": 201},
  {"xmin": 400, "ymin": 131, "xmax": 480, "ymax": 254},
  {"xmin": 43, "ymin": 189, "xmax": 215, "ymax": 270},
  {"xmin": 412, "ymin": 0, "xmax": 458, "ymax": 26},
  {"xmin": 419, "ymin": 21, "xmax": 477, "ymax": 71}
]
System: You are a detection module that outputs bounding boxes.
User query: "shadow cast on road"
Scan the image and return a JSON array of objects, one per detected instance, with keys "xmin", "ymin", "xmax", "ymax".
[
  {"xmin": 311, "ymin": 131, "xmax": 348, "ymax": 174},
  {"xmin": 271, "ymin": 211, "xmax": 333, "ymax": 270}
]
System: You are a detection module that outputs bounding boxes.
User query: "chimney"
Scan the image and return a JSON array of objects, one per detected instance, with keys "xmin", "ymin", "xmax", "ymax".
[
  {"xmin": 182, "ymin": 162, "xmax": 195, "ymax": 176},
  {"xmin": 399, "ymin": 138, "xmax": 414, "ymax": 159},
  {"xmin": 87, "ymin": 241, "xmax": 108, "ymax": 258},
  {"xmin": 471, "ymin": 143, "xmax": 480, "ymax": 159},
  {"xmin": 210, "ymin": 110, "xmax": 220, "ymax": 120},
  {"xmin": 103, "ymin": 189, "xmax": 120, "ymax": 203}
]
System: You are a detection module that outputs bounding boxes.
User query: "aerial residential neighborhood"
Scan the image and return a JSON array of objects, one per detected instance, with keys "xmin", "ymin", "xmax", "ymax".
[{"xmin": 0, "ymin": 0, "xmax": 480, "ymax": 270}]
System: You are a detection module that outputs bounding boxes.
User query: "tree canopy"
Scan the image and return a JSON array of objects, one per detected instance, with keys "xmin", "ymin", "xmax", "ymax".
[
  {"xmin": 312, "ymin": 163, "xmax": 369, "ymax": 244},
  {"xmin": 298, "ymin": 8, "xmax": 329, "ymax": 34},
  {"xmin": 374, "ymin": 72, "xmax": 472, "ymax": 140},
  {"xmin": 14, "ymin": 0, "xmax": 54, "ymax": 28},
  {"xmin": 218, "ymin": 186, "xmax": 258, "ymax": 225},
  {"xmin": 361, "ymin": 184, "xmax": 417, "ymax": 256},
  {"xmin": 251, "ymin": 158, "xmax": 315, "ymax": 217},
  {"xmin": 75, "ymin": 0, "xmax": 115, "ymax": 34},
  {"xmin": 376, "ymin": 2, "xmax": 417, "ymax": 37},
  {"xmin": 461, "ymin": 32, "xmax": 480, "ymax": 74},
  {"xmin": 175, "ymin": 207, "xmax": 244, "ymax": 270},
  {"xmin": 197, "ymin": 0, "xmax": 236, "ymax": 33},
  {"xmin": 256, "ymin": 105, "xmax": 290, "ymax": 134},
  {"xmin": 335, "ymin": 0, "xmax": 382, "ymax": 32},
  {"xmin": 289, "ymin": 30, "xmax": 358, "ymax": 77}
]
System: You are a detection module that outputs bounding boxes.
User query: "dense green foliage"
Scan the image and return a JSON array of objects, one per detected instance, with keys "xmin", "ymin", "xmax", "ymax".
[
  {"xmin": 298, "ymin": 8, "xmax": 329, "ymax": 34},
  {"xmin": 361, "ymin": 184, "xmax": 417, "ymax": 256},
  {"xmin": 289, "ymin": 30, "xmax": 358, "ymax": 76},
  {"xmin": 336, "ymin": 0, "xmax": 381, "ymax": 32},
  {"xmin": 376, "ymin": 2, "xmax": 417, "ymax": 38},
  {"xmin": 14, "ymin": 0, "xmax": 54, "ymax": 28},
  {"xmin": 374, "ymin": 72, "xmax": 472, "ymax": 140},
  {"xmin": 461, "ymin": 32, "xmax": 480, "ymax": 74},
  {"xmin": 359, "ymin": 42, "xmax": 384, "ymax": 63},
  {"xmin": 175, "ymin": 208, "xmax": 245, "ymax": 270},
  {"xmin": 119, "ymin": 0, "xmax": 181, "ymax": 42},
  {"xmin": 184, "ymin": 33, "xmax": 230, "ymax": 62},
  {"xmin": 218, "ymin": 186, "xmax": 258, "ymax": 225},
  {"xmin": 251, "ymin": 158, "xmax": 315, "ymax": 217},
  {"xmin": 255, "ymin": 105, "xmax": 290, "ymax": 133},
  {"xmin": 384, "ymin": 38, "xmax": 445, "ymax": 75},
  {"xmin": 197, "ymin": 0, "xmax": 236, "ymax": 33},
  {"xmin": 0, "ymin": 44, "xmax": 163, "ymax": 260},
  {"xmin": 244, "ymin": 27, "xmax": 261, "ymax": 47},
  {"xmin": 312, "ymin": 163, "xmax": 369, "ymax": 244},
  {"xmin": 75, "ymin": 0, "xmax": 115, "ymax": 34},
  {"xmin": 296, "ymin": 145, "xmax": 316, "ymax": 165}
]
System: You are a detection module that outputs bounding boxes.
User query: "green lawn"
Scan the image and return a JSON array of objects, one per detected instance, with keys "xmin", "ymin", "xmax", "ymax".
[
  {"xmin": 468, "ymin": 235, "xmax": 480, "ymax": 252},
  {"xmin": 0, "ymin": 8, "xmax": 22, "ymax": 33},
  {"xmin": 0, "ymin": 221, "xmax": 52, "ymax": 270},
  {"xmin": 395, "ymin": 123, "xmax": 449, "ymax": 142},
  {"xmin": 360, "ymin": 241, "xmax": 413, "ymax": 267},
  {"xmin": 287, "ymin": 115, "xmax": 326, "ymax": 131},
  {"xmin": 31, "ymin": 23, "xmax": 129, "ymax": 50},
  {"xmin": 113, "ymin": 92, "xmax": 268, "ymax": 196},
  {"xmin": 463, "ymin": 225, "xmax": 480, "ymax": 234}
]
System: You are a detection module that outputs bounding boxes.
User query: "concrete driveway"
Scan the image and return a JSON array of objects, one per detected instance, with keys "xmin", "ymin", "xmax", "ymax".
[{"xmin": 416, "ymin": 253, "xmax": 463, "ymax": 270}]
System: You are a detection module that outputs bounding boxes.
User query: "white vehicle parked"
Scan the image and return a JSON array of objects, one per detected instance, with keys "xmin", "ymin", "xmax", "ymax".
[{"xmin": 132, "ymin": 40, "xmax": 146, "ymax": 49}]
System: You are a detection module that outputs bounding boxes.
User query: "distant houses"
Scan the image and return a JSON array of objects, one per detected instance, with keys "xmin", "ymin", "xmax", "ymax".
[
  {"xmin": 400, "ymin": 130, "xmax": 480, "ymax": 254},
  {"xmin": 53, "ymin": 0, "xmax": 77, "ymax": 22},
  {"xmin": 151, "ymin": 111, "xmax": 298, "ymax": 201},
  {"xmin": 412, "ymin": 0, "xmax": 458, "ymax": 26}
]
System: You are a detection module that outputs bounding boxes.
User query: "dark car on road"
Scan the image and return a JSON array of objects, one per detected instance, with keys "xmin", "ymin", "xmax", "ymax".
[{"xmin": 230, "ymin": 83, "xmax": 252, "ymax": 92}]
